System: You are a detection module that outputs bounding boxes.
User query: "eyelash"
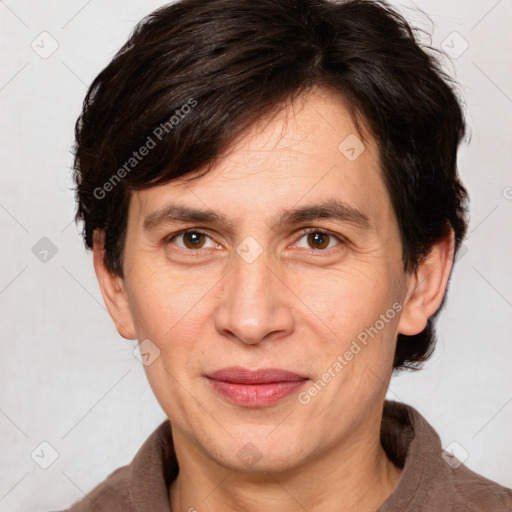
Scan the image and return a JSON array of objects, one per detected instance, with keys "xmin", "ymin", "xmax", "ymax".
[{"xmin": 165, "ymin": 228, "xmax": 345, "ymax": 256}]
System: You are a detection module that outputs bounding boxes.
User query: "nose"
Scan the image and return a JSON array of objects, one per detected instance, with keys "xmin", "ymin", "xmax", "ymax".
[{"xmin": 213, "ymin": 250, "xmax": 295, "ymax": 346}]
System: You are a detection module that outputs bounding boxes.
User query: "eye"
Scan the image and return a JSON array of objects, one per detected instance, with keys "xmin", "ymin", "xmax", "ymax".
[
  {"xmin": 294, "ymin": 229, "xmax": 342, "ymax": 251},
  {"xmin": 168, "ymin": 230, "xmax": 219, "ymax": 250},
  {"xmin": 166, "ymin": 228, "xmax": 343, "ymax": 255}
]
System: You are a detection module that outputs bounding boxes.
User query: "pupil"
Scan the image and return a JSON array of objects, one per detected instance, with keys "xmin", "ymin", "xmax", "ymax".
[{"xmin": 308, "ymin": 232, "xmax": 329, "ymax": 249}]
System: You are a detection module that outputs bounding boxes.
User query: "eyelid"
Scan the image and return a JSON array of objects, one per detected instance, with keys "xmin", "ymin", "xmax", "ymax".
[
  {"xmin": 166, "ymin": 228, "xmax": 219, "ymax": 252},
  {"xmin": 291, "ymin": 227, "xmax": 345, "ymax": 251},
  {"xmin": 166, "ymin": 227, "xmax": 212, "ymax": 241}
]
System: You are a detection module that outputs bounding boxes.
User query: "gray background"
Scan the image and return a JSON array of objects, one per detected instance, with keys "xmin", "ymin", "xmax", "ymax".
[{"xmin": 0, "ymin": 1, "xmax": 511, "ymax": 510}]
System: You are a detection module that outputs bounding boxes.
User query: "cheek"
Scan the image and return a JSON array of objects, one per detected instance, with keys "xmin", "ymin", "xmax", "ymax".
[
  {"xmin": 293, "ymin": 264, "xmax": 400, "ymax": 340},
  {"xmin": 293, "ymin": 267, "xmax": 403, "ymax": 390},
  {"xmin": 125, "ymin": 261, "xmax": 215, "ymax": 342}
]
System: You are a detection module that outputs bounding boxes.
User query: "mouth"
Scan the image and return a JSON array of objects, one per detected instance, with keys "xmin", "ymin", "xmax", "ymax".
[{"xmin": 205, "ymin": 367, "xmax": 309, "ymax": 407}]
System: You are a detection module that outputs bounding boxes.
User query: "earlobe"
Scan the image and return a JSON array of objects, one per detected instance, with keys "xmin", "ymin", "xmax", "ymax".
[
  {"xmin": 397, "ymin": 229, "xmax": 455, "ymax": 336},
  {"xmin": 92, "ymin": 230, "xmax": 137, "ymax": 340}
]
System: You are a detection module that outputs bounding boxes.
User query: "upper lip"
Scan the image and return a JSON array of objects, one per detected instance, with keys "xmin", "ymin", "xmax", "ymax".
[{"xmin": 206, "ymin": 366, "xmax": 307, "ymax": 384}]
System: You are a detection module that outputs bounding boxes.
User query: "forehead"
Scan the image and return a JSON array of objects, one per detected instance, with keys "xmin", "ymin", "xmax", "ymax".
[{"xmin": 129, "ymin": 87, "xmax": 393, "ymax": 232}]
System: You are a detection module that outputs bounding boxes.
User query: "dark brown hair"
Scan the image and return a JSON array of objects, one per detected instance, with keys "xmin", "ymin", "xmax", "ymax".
[{"xmin": 73, "ymin": 0, "xmax": 468, "ymax": 370}]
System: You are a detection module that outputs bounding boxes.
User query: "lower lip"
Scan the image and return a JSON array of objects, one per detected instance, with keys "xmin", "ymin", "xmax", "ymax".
[{"xmin": 207, "ymin": 379, "xmax": 307, "ymax": 407}]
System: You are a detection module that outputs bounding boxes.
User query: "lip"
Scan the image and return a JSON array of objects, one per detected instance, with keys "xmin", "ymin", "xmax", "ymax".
[{"xmin": 205, "ymin": 367, "xmax": 309, "ymax": 407}]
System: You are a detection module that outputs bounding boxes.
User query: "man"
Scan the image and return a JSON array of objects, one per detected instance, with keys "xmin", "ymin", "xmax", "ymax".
[{"xmin": 60, "ymin": 0, "xmax": 511, "ymax": 510}]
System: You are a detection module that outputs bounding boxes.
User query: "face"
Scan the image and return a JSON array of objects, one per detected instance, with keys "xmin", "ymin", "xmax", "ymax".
[{"xmin": 99, "ymin": 87, "xmax": 427, "ymax": 473}]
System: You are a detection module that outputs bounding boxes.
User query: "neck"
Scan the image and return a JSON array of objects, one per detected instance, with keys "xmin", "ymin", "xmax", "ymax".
[{"xmin": 169, "ymin": 406, "xmax": 402, "ymax": 512}]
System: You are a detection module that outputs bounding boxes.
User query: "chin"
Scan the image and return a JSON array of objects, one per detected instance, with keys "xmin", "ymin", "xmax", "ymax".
[
  {"xmin": 206, "ymin": 427, "xmax": 310, "ymax": 474},
  {"xmin": 225, "ymin": 448, "xmax": 306, "ymax": 475}
]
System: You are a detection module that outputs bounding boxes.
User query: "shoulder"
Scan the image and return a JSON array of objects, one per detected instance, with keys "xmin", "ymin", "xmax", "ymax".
[
  {"xmin": 55, "ymin": 464, "xmax": 134, "ymax": 512},
  {"xmin": 52, "ymin": 419, "xmax": 175, "ymax": 512},
  {"xmin": 380, "ymin": 401, "xmax": 512, "ymax": 512},
  {"xmin": 448, "ymin": 463, "xmax": 512, "ymax": 511}
]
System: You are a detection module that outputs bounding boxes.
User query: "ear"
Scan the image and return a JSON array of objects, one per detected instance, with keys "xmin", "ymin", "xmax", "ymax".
[
  {"xmin": 397, "ymin": 228, "xmax": 455, "ymax": 336},
  {"xmin": 92, "ymin": 230, "xmax": 137, "ymax": 340}
]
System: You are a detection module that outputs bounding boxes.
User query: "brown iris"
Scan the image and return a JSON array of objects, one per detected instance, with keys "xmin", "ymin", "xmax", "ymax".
[
  {"xmin": 307, "ymin": 232, "xmax": 330, "ymax": 250},
  {"xmin": 182, "ymin": 231, "xmax": 206, "ymax": 249}
]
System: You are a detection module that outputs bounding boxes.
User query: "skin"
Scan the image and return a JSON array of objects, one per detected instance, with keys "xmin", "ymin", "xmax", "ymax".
[{"xmin": 93, "ymin": 86, "xmax": 455, "ymax": 512}]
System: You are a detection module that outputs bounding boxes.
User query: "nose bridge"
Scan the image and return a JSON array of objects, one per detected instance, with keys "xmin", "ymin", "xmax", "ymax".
[
  {"xmin": 235, "ymin": 252, "xmax": 271, "ymax": 304},
  {"xmin": 214, "ymin": 245, "xmax": 294, "ymax": 344},
  {"xmin": 230, "ymin": 250, "xmax": 274, "ymax": 320}
]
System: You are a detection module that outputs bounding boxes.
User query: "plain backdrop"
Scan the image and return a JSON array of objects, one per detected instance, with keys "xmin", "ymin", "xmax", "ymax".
[{"xmin": 0, "ymin": 1, "xmax": 511, "ymax": 511}]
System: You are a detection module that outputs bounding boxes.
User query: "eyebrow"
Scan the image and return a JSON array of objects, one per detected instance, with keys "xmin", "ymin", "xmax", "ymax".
[{"xmin": 143, "ymin": 198, "xmax": 370, "ymax": 233}]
